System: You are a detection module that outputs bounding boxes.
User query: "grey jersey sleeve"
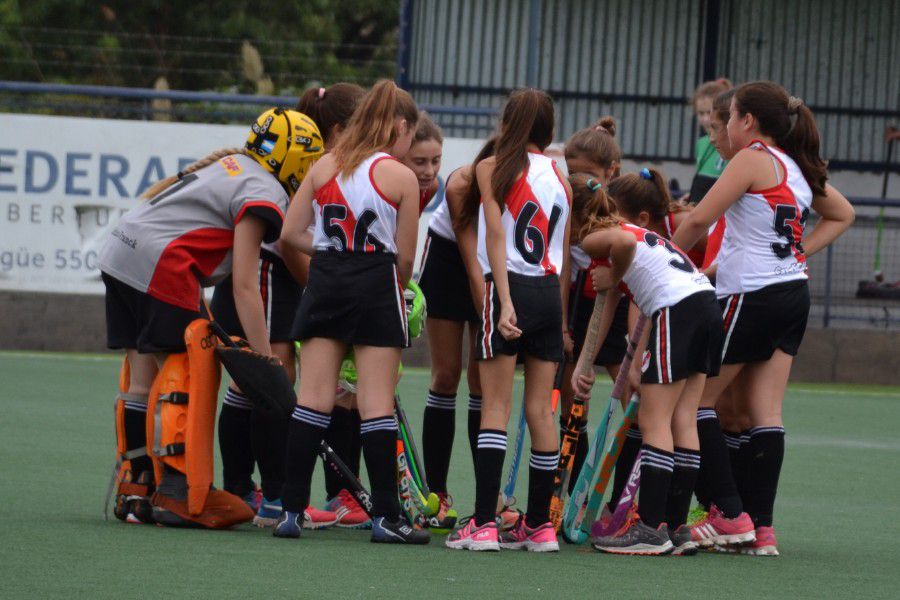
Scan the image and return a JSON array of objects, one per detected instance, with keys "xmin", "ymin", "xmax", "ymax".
[{"xmin": 227, "ymin": 155, "xmax": 290, "ymax": 244}]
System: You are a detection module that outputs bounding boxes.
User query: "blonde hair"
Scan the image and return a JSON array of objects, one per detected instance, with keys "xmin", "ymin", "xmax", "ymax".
[
  {"xmin": 569, "ymin": 172, "xmax": 622, "ymax": 241},
  {"xmin": 332, "ymin": 79, "xmax": 419, "ymax": 177},
  {"xmin": 141, "ymin": 148, "xmax": 250, "ymax": 199}
]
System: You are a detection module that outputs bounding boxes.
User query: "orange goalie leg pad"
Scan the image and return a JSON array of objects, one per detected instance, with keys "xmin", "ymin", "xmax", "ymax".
[{"xmin": 146, "ymin": 319, "xmax": 252, "ymax": 528}]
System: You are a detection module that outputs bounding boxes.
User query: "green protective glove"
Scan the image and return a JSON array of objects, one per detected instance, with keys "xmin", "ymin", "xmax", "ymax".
[{"xmin": 404, "ymin": 279, "xmax": 427, "ymax": 340}]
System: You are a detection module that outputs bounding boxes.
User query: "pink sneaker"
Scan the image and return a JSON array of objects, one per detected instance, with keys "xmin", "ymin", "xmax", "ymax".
[
  {"xmin": 445, "ymin": 518, "xmax": 500, "ymax": 551},
  {"xmin": 303, "ymin": 505, "xmax": 338, "ymax": 530},
  {"xmin": 741, "ymin": 526, "xmax": 779, "ymax": 556},
  {"xmin": 499, "ymin": 515, "xmax": 559, "ymax": 552},
  {"xmin": 325, "ymin": 489, "xmax": 372, "ymax": 529},
  {"xmin": 689, "ymin": 504, "xmax": 756, "ymax": 547},
  {"xmin": 499, "ymin": 508, "xmax": 520, "ymax": 531}
]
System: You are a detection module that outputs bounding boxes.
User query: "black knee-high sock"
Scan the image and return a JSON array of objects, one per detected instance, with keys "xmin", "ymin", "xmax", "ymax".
[
  {"xmin": 423, "ymin": 391, "xmax": 456, "ymax": 494},
  {"xmin": 474, "ymin": 429, "xmax": 506, "ymax": 526},
  {"xmin": 723, "ymin": 429, "xmax": 741, "ymax": 475},
  {"xmin": 323, "ymin": 406, "xmax": 355, "ymax": 499},
  {"xmin": 251, "ymin": 407, "xmax": 288, "ymax": 501},
  {"xmin": 567, "ymin": 421, "xmax": 589, "ymax": 495},
  {"xmin": 639, "ymin": 444, "xmax": 674, "ymax": 529},
  {"xmin": 666, "ymin": 447, "xmax": 701, "ymax": 528},
  {"xmin": 608, "ymin": 426, "xmax": 642, "ymax": 510},
  {"xmin": 467, "ymin": 395, "xmax": 482, "ymax": 467},
  {"xmin": 218, "ymin": 389, "xmax": 255, "ymax": 497},
  {"xmin": 349, "ymin": 409, "xmax": 362, "ymax": 477},
  {"xmin": 696, "ymin": 408, "xmax": 743, "ymax": 518},
  {"xmin": 121, "ymin": 394, "xmax": 152, "ymax": 481},
  {"xmin": 735, "ymin": 430, "xmax": 752, "ymax": 501},
  {"xmin": 282, "ymin": 406, "xmax": 331, "ymax": 513},
  {"xmin": 526, "ymin": 449, "xmax": 559, "ymax": 527},
  {"xmin": 360, "ymin": 416, "xmax": 401, "ymax": 521},
  {"xmin": 743, "ymin": 426, "xmax": 785, "ymax": 528}
]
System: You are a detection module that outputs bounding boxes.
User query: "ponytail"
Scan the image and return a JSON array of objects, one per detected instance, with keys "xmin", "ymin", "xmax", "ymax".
[
  {"xmin": 454, "ymin": 137, "xmax": 497, "ymax": 230},
  {"xmin": 141, "ymin": 148, "xmax": 249, "ymax": 199},
  {"xmin": 296, "ymin": 82, "xmax": 366, "ymax": 146},
  {"xmin": 734, "ymin": 81, "xmax": 827, "ymax": 196},
  {"xmin": 490, "ymin": 88, "xmax": 555, "ymax": 208},
  {"xmin": 564, "ymin": 115, "xmax": 621, "ymax": 171},
  {"xmin": 569, "ymin": 172, "xmax": 621, "ymax": 241},
  {"xmin": 606, "ymin": 167, "xmax": 685, "ymax": 222},
  {"xmin": 332, "ymin": 79, "xmax": 419, "ymax": 176}
]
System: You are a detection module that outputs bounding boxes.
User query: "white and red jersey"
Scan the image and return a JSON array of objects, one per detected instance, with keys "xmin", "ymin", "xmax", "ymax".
[
  {"xmin": 427, "ymin": 180, "xmax": 455, "ymax": 241},
  {"xmin": 99, "ymin": 153, "xmax": 287, "ymax": 311},
  {"xmin": 715, "ymin": 141, "xmax": 812, "ymax": 296},
  {"xmin": 702, "ymin": 216, "xmax": 726, "ymax": 269},
  {"xmin": 617, "ymin": 223, "xmax": 714, "ymax": 316},
  {"xmin": 312, "ymin": 152, "xmax": 400, "ymax": 254},
  {"xmin": 662, "ymin": 211, "xmax": 706, "ymax": 268},
  {"xmin": 569, "ymin": 244, "xmax": 603, "ymax": 299},
  {"xmin": 477, "ymin": 152, "xmax": 570, "ymax": 277}
]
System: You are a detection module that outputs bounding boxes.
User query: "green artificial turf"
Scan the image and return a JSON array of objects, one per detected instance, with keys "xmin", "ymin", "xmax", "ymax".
[{"xmin": 1, "ymin": 352, "xmax": 898, "ymax": 599}]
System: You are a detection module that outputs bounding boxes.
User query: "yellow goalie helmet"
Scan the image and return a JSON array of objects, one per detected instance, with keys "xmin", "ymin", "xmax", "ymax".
[{"xmin": 246, "ymin": 107, "xmax": 324, "ymax": 193}]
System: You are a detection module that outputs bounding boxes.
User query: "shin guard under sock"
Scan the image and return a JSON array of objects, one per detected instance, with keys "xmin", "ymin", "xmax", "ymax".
[
  {"xmin": 251, "ymin": 407, "xmax": 288, "ymax": 501},
  {"xmin": 696, "ymin": 408, "xmax": 743, "ymax": 518},
  {"xmin": 218, "ymin": 390, "xmax": 255, "ymax": 497},
  {"xmin": 467, "ymin": 395, "xmax": 482, "ymax": 467},
  {"xmin": 323, "ymin": 406, "xmax": 356, "ymax": 499},
  {"xmin": 608, "ymin": 426, "xmax": 642, "ymax": 510},
  {"xmin": 526, "ymin": 449, "xmax": 559, "ymax": 528},
  {"xmin": 282, "ymin": 406, "xmax": 331, "ymax": 513},
  {"xmin": 743, "ymin": 426, "xmax": 785, "ymax": 527},
  {"xmin": 360, "ymin": 416, "xmax": 401, "ymax": 521},
  {"xmin": 638, "ymin": 445, "xmax": 674, "ymax": 529},
  {"xmin": 474, "ymin": 429, "xmax": 506, "ymax": 526},
  {"xmin": 122, "ymin": 398, "xmax": 152, "ymax": 480},
  {"xmin": 423, "ymin": 391, "xmax": 456, "ymax": 494},
  {"xmin": 736, "ymin": 430, "xmax": 752, "ymax": 500},
  {"xmin": 666, "ymin": 447, "xmax": 701, "ymax": 528}
]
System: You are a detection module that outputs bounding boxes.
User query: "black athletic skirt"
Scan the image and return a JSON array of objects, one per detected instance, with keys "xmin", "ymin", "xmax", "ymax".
[
  {"xmin": 719, "ymin": 279, "xmax": 809, "ymax": 365},
  {"xmin": 417, "ymin": 229, "xmax": 479, "ymax": 323},
  {"xmin": 642, "ymin": 290, "xmax": 723, "ymax": 384},
  {"xmin": 210, "ymin": 249, "xmax": 303, "ymax": 343},
  {"xmin": 292, "ymin": 251, "xmax": 409, "ymax": 348},
  {"xmin": 102, "ymin": 272, "xmax": 201, "ymax": 354}
]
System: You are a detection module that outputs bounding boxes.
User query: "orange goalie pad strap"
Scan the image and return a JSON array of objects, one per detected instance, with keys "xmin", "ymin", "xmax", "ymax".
[{"xmin": 146, "ymin": 319, "xmax": 221, "ymax": 516}]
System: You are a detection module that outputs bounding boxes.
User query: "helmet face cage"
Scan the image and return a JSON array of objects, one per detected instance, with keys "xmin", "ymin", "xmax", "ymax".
[{"xmin": 246, "ymin": 108, "xmax": 324, "ymax": 193}]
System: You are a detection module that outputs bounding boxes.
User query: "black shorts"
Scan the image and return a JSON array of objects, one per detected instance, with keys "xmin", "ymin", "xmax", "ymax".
[
  {"xmin": 102, "ymin": 272, "xmax": 201, "ymax": 354},
  {"xmin": 642, "ymin": 291, "xmax": 723, "ymax": 384},
  {"xmin": 720, "ymin": 279, "xmax": 809, "ymax": 364},
  {"xmin": 292, "ymin": 251, "xmax": 408, "ymax": 348},
  {"xmin": 477, "ymin": 272, "xmax": 563, "ymax": 362},
  {"xmin": 210, "ymin": 249, "xmax": 303, "ymax": 343},
  {"xmin": 417, "ymin": 230, "xmax": 479, "ymax": 323},
  {"xmin": 571, "ymin": 293, "xmax": 629, "ymax": 367}
]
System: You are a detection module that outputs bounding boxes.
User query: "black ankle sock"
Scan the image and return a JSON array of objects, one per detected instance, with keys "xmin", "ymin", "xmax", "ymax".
[
  {"xmin": 251, "ymin": 407, "xmax": 287, "ymax": 500},
  {"xmin": 567, "ymin": 422, "xmax": 589, "ymax": 495},
  {"xmin": 736, "ymin": 429, "xmax": 752, "ymax": 500},
  {"xmin": 122, "ymin": 400, "xmax": 152, "ymax": 480},
  {"xmin": 282, "ymin": 406, "xmax": 331, "ymax": 513},
  {"xmin": 526, "ymin": 449, "xmax": 559, "ymax": 528},
  {"xmin": 360, "ymin": 416, "xmax": 401, "ymax": 520},
  {"xmin": 423, "ymin": 390, "xmax": 456, "ymax": 494},
  {"xmin": 323, "ymin": 406, "xmax": 355, "ymax": 499},
  {"xmin": 638, "ymin": 444, "xmax": 674, "ymax": 529},
  {"xmin": 696, "ymin": 409, "xmax": 743, "ymax": 518},
  {"xmin": 218, "ymin": 391, "xmax": 255, "ymax": 497},
  {"xmin": 474, "ymin": 429, "xmax": 506, "ymax": 526},
  {"xmin": 467, "ymin": 395, "xmax": 482, "ymax": 467},
  {"xmin": 666, "ymin": 447, "xmax": 701, "ymax": 528},
  {"xmin": 608, "ymin": 426, "xmax": 642, "ymax": 510},
  {"xmin": 743, "ymin": 426, "xmax": 785, "ymax": 527}
]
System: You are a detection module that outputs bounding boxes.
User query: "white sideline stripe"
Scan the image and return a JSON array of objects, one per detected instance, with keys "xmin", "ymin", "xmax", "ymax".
[{"xmin": 789, "ymin": 435, "xmax": 900, "ymax": 452}]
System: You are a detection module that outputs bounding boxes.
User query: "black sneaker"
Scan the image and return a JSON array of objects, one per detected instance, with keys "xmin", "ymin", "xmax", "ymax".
[
  {"xmin": 272, "ymin": 511, "xmax": 303, "ymax": 538},
  {"xmin": 591, "ymin": 513, "xmax": 673, "ymax": 555},
  {"xmin": 371, "ymin": 516, "xmax": 431, "ymax": 544},
  {"xmin": 668, "ymin": 524, "xmax": 699, "ymax": 555}
]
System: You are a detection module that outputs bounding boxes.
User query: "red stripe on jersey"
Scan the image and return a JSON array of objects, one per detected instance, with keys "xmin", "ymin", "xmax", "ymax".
[
  {"xmin": 147, "ymin": 227, "xmax": 234, "ymax": 311},
  {"xmin": 702, "ymin": 216, "xmax": 726, "ymax": 269},
  {"xmin": 369, "ymin": 155, "xmax": 400, "ymax": 210},
  {"xmin": 505, "ymin": 168, "xmax": 557, "ymax": 274},
  {"xmin": 315, "ymin": 176, "xmax": 362, "ymax": 251},
  {"xmin": 663, "ymin": 211, "xmax": 704, "ymax": 267},
  {"xmin": 551, "ymin": 160, "xmax": 572, "ymax": 206},
  {"xmin": 747, "ymin": 141, "xmax": 805, "ymax": 263}
]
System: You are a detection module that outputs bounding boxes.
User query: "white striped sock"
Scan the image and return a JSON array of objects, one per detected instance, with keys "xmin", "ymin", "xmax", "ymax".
[
  {"xmin": 426, "ymin": 391, "xmax": 456, "ymax": 410},
  {"xmin": 291, "ymin": 406, "xmax": 331, "ymax": 429},
  {"xmin": 750, "ymin": 426, "xmax": 785, "ymax": 436},
  {"xmin": 696, "ymin": 408, "xmax": 718, "ymax": 422},
  {"xmin": 224, "ymin": 389, "xmax": 254, "ymax": 411},
  {"xmin": 674, "ymin": 450, "xmax": 701, "ymax": 469},
  {"xmin": 641, "ymin": 449, "xmax": 675, "ymax": 472},
  {"xmin": 468, "ymin": 395, "xmax": 482, "ymax": 411},
  {"xmin": 477, "ymin": 430, "xmax": 507, "ymax": 451},
  {"xmin": 529, "ymin": 451, "xmax": 560, "ymax": 471},
  {"xmin": 360, "ymin": 416, "xmax": 398, "ymax": 434}
]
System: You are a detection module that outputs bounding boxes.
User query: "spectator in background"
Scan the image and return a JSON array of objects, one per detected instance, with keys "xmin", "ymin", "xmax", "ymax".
[{"xmin": 686, "ymin": 78, "xmax": 733, "ymax": 203}]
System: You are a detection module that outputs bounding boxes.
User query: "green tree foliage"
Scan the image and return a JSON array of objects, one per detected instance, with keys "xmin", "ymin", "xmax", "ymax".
[{"xmin": 0, "ymin": 0, "xmax": 398, "ymax": 93}]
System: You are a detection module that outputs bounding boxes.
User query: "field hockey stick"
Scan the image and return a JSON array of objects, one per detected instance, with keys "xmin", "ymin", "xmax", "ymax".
[
  {"xmin": 394, "ymin": 394, "xmax": 429, "ymax": 494},
  {"xmin": 396, "ymin": 438, "xmax": 439, "ymax": 520},
  {"xmin": 562, "ymin": 314, "xmax": 647, "ymax": 543},
  {"xmin": 497, "ymin": 394, "xmax": 527, "ymax": 512},
  {"xmin": 319, "ymin": 440, "xmax": 374, "ymax": 518},
  {"xmin": 874, "ymin": 127, "xmax": 896, "ymax": 282},
  {"xmin": 549, "ymin": 278, "xmax": 598, "ymax": 529},
  {"xmin": 591, "ymin": 448, "xmax": 641, "ymax": 538},
  {"xmin": 550, "ymin": 270, "xmax": 587, "ymax": 414}
]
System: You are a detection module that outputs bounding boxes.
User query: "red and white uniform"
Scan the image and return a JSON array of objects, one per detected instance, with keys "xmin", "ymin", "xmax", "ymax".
[
  {"xmin": 617, "ymin": 223, "xmax": 714, "ymax": 316},
  {"xmin": 426, "ymin": 183, "xmax": 455, "ymax": 241},
  {"xmin": 715, "ymin": 141, "xmax": 812, "ymax": 296},
  {"xmin": 312, "ymin": 152, "xmax": 399, "ymax": 254},
  {"xmin": 662, "ymin": 211, "xmax": 706, "ymax": 268},
  {"xmin": 477, "ymin": 152, "xmax": 570, "ymax": 276},
  {"xmin": 99, "ymin": 154, "xmax": 286, "ymax": 311}
]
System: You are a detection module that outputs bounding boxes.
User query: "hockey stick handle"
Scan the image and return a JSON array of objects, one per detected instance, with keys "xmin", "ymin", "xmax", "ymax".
[
  {"xmin": 611, "ymin": 314, "xmax": 648, "ymax": 401},
  {"xmin": 319, "ymin": 441, "xmax": 374, "ymax": 517}
]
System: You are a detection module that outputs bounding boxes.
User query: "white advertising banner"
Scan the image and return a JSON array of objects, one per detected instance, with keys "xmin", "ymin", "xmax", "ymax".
[{"xmin": 0, "ymin": 112, "xmax": 486, "ymax": 295}]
